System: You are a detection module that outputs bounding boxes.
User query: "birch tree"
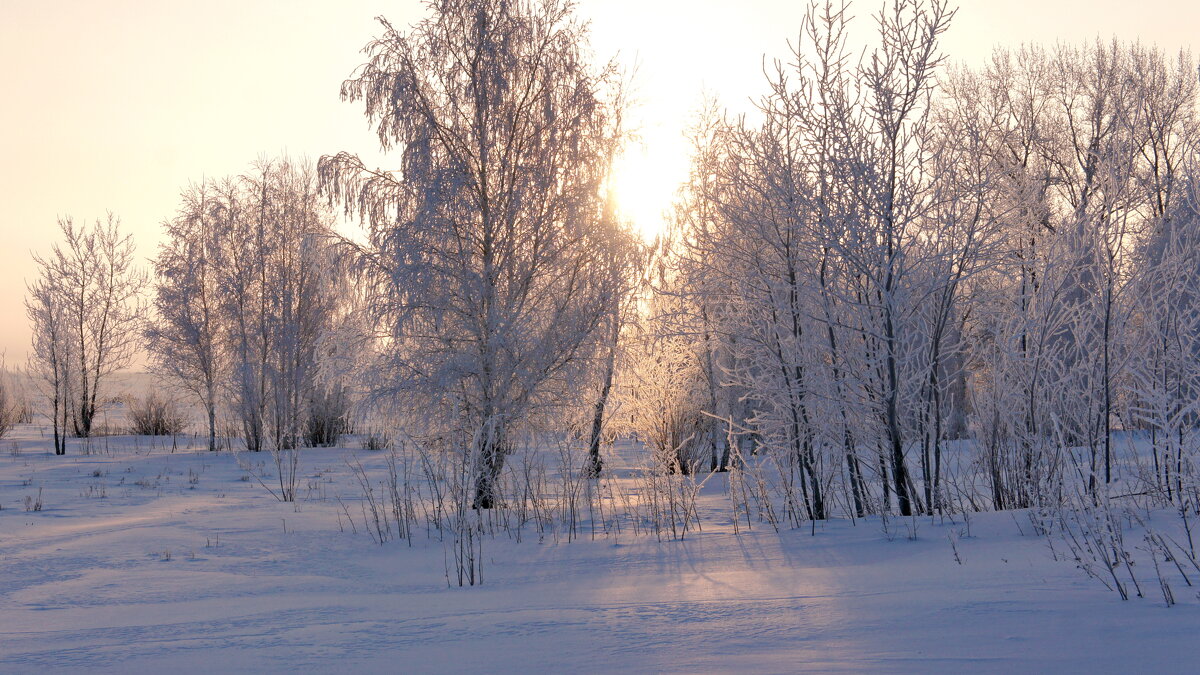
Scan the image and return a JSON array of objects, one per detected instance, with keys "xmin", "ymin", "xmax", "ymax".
[
  {"xmin": 27, "ymin": 216, "xmax": 143, "ymax": 442},
  {"xmin": 26, "ymin": 277, "xmax": 73, "ymax": 454},
  {"xmin": 319, "ymin": 0, "xmax": 633, "ymax": 508},
  {"xmin": 147, "ymin": 182, "xmax": 228, "ymax": 451},
  {"xmin": 211, "ymin": 159, "xmax": 341, "ymax": 459}
]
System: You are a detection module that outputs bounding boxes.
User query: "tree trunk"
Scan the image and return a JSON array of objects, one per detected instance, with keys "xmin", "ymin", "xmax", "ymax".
[
  {"xmin": 473, "ymin": 433, "xmax": 509, "ymax": 510},
  {"xmin": 585, "ymin": 317, "xmax": 620, "ymax": 478}
]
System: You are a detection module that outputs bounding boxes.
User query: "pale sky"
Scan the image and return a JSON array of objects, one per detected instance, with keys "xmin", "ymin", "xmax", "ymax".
[{"xmin": 1, "ymin": 0, "xmax": 1197, "ymax": 364}]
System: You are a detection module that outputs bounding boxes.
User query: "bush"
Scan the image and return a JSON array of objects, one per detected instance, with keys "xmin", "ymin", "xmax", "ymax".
[
  {"xmin": 0, "ymin": 374, "xmax": 22, "ymax": 439},
  {"xmin": 12, "ymin": 399, "xmax": 32, "ymax": 425},
  {"xmin": 127, "ymin": 392, "xmax": 189, "ymax": 436},
  {"xmin": 0, "ymin": 389, "xmax": 12, "ymax": 440},
  {"xmin": 304, "ymin": 386, "xmax": 352, "ymax": 447},
  {"xmin": 360, "ymin": 430, "xmax": 391, "ymax": 451}
]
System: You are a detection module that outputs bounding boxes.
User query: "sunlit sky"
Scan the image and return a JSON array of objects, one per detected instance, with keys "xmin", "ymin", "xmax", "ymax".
[{"xmin": 1, "ymin": 0, "xmax": 1198, "ymax": 363}]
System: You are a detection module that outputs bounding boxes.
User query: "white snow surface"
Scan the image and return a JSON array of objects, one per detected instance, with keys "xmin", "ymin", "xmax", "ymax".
[{"xmin": 1, "ymin": 426, "xmax": 1197, "ymax": 674}]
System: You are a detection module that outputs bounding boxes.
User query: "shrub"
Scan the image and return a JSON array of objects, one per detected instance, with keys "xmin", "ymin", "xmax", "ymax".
[
  {"xmin": 12, "ymin": 399, "xmax": 32, "ymax": 425},
  {"xmin": 0, "ymin": 369, "xmax": 27, "ymax": 438},
  {"xmin": 127, "ymin": 392, "xmax": 189, "ymax": 436},
  {"xmin": 304, "ymin": 386, "xmax": 352, "ymax": 447},
  {"xmin": 360, "ymin": 430, "xmax": 391, "ymax": 451},
  {"xmin": 0, "ymin": 388, "xmax": 13, "ymax": 439}
]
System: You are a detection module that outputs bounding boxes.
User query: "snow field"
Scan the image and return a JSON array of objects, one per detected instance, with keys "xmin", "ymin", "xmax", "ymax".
[{"xmin": 2, "ymin": 425, "xmax": 1198, "ymax": 673}]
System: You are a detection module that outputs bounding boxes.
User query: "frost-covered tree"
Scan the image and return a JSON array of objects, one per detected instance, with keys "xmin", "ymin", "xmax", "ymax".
[
  {"xmin": 145, "ymin": 158, "xmax": 345, "ymax": 495},
  {"xmin": 615, "ymin": 278, "xmax": 710, "ymax": 475},
  {"xmin": 679, "ymin": 0, "xmax": 954, "ymax": 519},
  {"xmin": 146, "ymin": 182, "xmax": 228, "ymax": 451},
  {"xmin": 212, "ymin": 159, "xmax": 342, "ymax": 458},
  {"xmin": 320, "ymin": 0, "xmax": 634, "ymax": 508},
  {"xmin": 943, "ymin": 40, "xmax": 1200, "ymax": 506},
  {"xmin": 26, "ymin": 277, "xmax": 73, "ymax": 454},
  {"xmin": 26, "ymin": 216, "xmax": 143, "ymax": 444},
  {"xmin": 668, "ymin": 102, "xmax": 746, "ymax": 475}
]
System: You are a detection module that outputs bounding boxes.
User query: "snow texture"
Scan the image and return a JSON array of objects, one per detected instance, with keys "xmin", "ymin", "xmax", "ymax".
[{"xmin": 1, "ymin": 426, "xmax": 1197, "ymax": 673}]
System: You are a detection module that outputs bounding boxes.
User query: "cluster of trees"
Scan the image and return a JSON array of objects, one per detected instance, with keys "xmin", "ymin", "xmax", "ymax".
[
  {"xmin": 20, "ymin": 0, "xmax": 1200, "ymax": 524},
  {"xmin": 26, "ymin": 216, "xmax": 143, "ymax": 453},
  {"xmin": 635, "ymin": 0, "xmax": 1200, "ymax": 520},
  {"xmin": 23, "ymin": 0, "xmax": 641, "ymax": 513},
  {"xmin": 145, "ymin": 159, "xmax": 348, "ymax": 455},
  {"xmin": 25, "ymin": 160, "xmax": 350, "ymax": 464}
]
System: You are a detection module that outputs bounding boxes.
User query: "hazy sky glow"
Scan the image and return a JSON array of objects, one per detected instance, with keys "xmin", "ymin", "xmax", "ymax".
[{"xmin": 2, "ymin": 0, "xmax": 1197, "ymax": 363}]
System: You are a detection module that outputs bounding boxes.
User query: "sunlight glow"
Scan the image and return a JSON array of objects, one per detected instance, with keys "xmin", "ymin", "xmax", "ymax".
[{"xmin": 611, "ymin": 138, "xmax": 692, "ymax": 242}]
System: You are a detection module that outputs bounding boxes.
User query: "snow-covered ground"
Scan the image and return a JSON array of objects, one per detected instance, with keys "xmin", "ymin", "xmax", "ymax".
[{"xmin": 2, "ymin": 425, "xmax": 1197, "ymax": 673}]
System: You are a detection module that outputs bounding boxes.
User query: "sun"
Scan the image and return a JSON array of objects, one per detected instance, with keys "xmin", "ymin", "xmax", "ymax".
[{"xmin": 611, "ymin": 138, "xmax": 691, "ymax": 242}]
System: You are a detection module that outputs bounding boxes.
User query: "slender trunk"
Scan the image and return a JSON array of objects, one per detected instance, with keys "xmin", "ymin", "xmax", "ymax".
[
  {"xmin": 52, "ymin": 389, "xmax": 64, "ymax": 455},
  {"xmin": 700, "ymin": 305, "xmax": 722, "ymax": 473},
  {"xmin": 885, "ymin": 309, "xmax": 912, "ymax": 516},
  {"xmin": 821, "ymin": 254, "xmax": 865, "ymax": 517},
  {"xmin": 207, "ymin": 398, "xmax": 218, "ymax": 452},
  {"xmin": 1102, "ymin": 284, "xmax": 1113, "ymax": 484},
  {"xmin": 932, "ymin": 382, "xmax": 943, "ymax": 514},
  {"xmin": 586, "ymin": 315, "xmax": 620, "ymax": 478},
  {"xmin": 846, "ymin": 446, "xmax": 866, "ymax": 518},
  {"xmin": 878, "ymin": 440, "xmax": 891, "ymax": 512},
  {"xmin": 989, "ymin": 402, "xmax": 1005, "ymax": 510},
  {"xmin": 770, "ymin": 302, "xmax": 824, "ymax": 521}
]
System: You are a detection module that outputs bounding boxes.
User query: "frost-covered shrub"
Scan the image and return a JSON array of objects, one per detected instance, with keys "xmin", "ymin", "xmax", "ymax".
[
  {"xmin": 13, "ymin": 399, "xmax": 32, "ymax": 425},
  {"xmin": 304, "ymin": 386, "xmax": 351, "ymax": 447},
  {"xmin": 616, "ymin": 299, "xmax": 711, "ymax": 475},
  {"xmin": 126, "ymin": 393, "xmax": 189, "ymax": 436},
  {"xmin": 0, "ymin": 369, "xmax": 28, "ymax": 438},
  {"xmin": 361, "ymin": 430, "xmax": 391, "ymax": 452},
  {"xmin": 0, "ymin": 385, "xmax": 13, "ymax": 440}
]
